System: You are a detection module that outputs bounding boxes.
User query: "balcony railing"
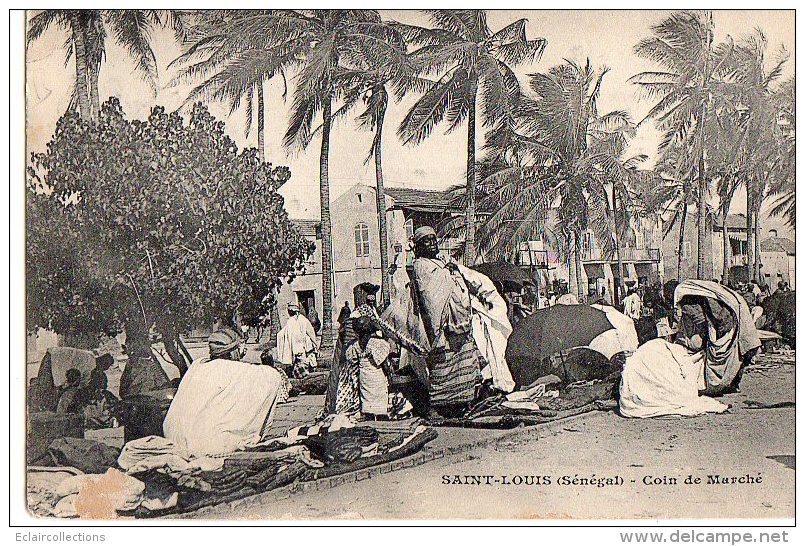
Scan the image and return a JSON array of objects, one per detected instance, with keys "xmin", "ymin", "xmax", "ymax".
[{"xmin": 582, "ymin": 247, "xmax": 660, "ymax": 263}]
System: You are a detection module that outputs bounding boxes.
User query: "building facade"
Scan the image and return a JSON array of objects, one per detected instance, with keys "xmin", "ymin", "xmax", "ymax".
[{"xmin": 760, "ymin": 231, "xmax": 795, "ymax": 289}]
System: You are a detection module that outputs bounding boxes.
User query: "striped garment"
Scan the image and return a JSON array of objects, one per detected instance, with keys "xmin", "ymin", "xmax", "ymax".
[{"xmin": 427, "ymin": 332, "xmax": 481, "ymax": 406}]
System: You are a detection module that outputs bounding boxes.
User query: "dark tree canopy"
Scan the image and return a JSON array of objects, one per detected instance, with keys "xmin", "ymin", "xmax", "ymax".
[{"xmin": 27, "ymin": 98, "xmax": 313, "ymax": 341}]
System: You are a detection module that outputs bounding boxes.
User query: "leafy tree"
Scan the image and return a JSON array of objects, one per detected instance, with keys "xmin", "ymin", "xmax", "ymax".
[
  {"xmin": 26, "ymin": 98, "xmax": 313, "ymax": 374},
  {"xmin": 395, "ymin": 10, "xmax": 546, "ymax": 265}
]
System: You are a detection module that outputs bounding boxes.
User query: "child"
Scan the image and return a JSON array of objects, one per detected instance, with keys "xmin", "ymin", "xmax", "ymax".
[{"xmin": 346, "ymin": 317, "xmax": 391, "ymax": 420}]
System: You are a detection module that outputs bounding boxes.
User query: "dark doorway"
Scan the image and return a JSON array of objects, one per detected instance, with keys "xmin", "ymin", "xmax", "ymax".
[{"xmin": 296, "ymin": 290, "xmax": 315, "ymax": 317}]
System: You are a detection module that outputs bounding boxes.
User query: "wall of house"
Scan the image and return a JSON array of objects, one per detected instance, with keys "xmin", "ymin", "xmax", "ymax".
[
  {"xmin": 661, "ymin": 211, "xmax": 714, "ymax": 281},
  {"xmin": 759, "ymin": 250, "xmax": 794, "ymax": 290},
  {"xmin": 710, "ymin": 229, "xmax": 748, "ymax": 281},
  {"xmin": 275, "ymin": 184, "xmax": 409, "ymax": 335}
]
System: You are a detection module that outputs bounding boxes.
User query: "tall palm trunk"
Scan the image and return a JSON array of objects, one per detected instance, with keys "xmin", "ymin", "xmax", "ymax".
[
  {"xmin": 574, "ymin": 231, "xmax": 584, "ymax": 300},
  {"xmin": 88, "ymin": 63, "xmax": 100, "ymax": 120},
  {"xmin": 318, "ymin": 97, "xmax": 334, "ymax": 352},
  {"xmin": 612, "ymin": 186, "xmax": 625, "ymax": 306},
  {"xmin": 746, "ymin": 187, "xmax": 754, "ymax": 283},
  {"xmin": 677, "ymin": 202, "xmax": 688, "ymax": 281},
  {"xmin": 257, "ymin": 83, "xmax": 265, "ymax": 162},
  {"xmin": 373, "ymin": 105, "xmax": 391, "ymax": 309},
  {"xmin": 695, "ymin": 122, "xmax": 708, "ymax": 280},
  {"xmin": 721, "ymin": 208, "xmax": 730, "ymax": 284},
  {"xmin": 69, "ymin": 14, "xmax": 92, "ymax": 121},
  {"xmin": 567, "ymin": 233, "xmax": 577, "ymax": 300},
  {"xmin": 464, "ymin": 72, "xmax": 478, "ymax": 266},
  {"xmin": 753, "ymin": 206, "xmax": 761, "ymax": 282}
]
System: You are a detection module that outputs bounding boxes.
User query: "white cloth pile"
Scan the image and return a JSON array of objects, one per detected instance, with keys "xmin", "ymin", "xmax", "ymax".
[
  {"xmin": 619, "ymin": 339, "xmax": 729, "ymax": 418},
  {"xmin": 29, "ymin": 467, "xmax": 177, "ymax": 518},
  {"xmin": 163, "ymin": 358, "xmax": 282, "ymax": 456}
]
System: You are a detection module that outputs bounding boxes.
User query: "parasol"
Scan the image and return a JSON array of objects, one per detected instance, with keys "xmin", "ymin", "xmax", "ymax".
[{"xmin": 505, "ymin": 304, "xmax": 616, "ymax": 386}]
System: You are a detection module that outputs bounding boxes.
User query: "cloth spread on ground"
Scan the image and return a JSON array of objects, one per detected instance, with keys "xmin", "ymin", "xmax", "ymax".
[
  {"xmin": 117, "ymin": 435, "xmax": 224, "ymax": 475},
  {"xmin": 36, "ymin": 467, "xmax": 169, "ymax": 518},
  {"xmin": 619, "ymin": 338, "xmax": 729, "ymax": 418},
  {"xmin": 674, "ymin": 280, "xmax": 761, "ymax": 393},
  {"xmin": 48, "ymin": 437, "xmax": 120, "ymax": 474},
  {"xmin": 162, "ymin": 358, "xmax": 281, "ymax": 456},
  {"xmin": 276, "ymin": 314, "xmax": 318, "ymax": 367}
]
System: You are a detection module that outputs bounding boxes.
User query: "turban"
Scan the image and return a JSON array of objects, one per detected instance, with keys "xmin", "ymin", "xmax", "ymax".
[
  {"xmin": 208, "ymin": 328, "xmax": 243, "ymax": 358},
  {"xmin": 412, "ymin": 226, "xmax": 436, "ymax": 244},
  {"xmin": 287, "ymin": 302, "xmax": 300, "ymax": 312}
]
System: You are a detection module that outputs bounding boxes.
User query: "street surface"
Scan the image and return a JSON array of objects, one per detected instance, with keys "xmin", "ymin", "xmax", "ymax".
[{"xmin": 206, "ymin": 354, "xmax": 795, "ymax": 520}]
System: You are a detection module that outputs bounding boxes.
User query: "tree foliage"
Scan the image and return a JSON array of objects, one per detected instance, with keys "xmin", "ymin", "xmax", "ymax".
[{"xmin": 27, "ymin": 98, "xmax": 313, "ymax": 343}]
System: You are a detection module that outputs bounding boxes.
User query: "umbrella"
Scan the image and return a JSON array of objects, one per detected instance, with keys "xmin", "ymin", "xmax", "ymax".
[
  {"xmin": 471, "ymin": 262, "xmax": 533, "ymax": 292},
  {"xmin": 505, "ymin": 304, "xmax": 615, "ymax": 387}
]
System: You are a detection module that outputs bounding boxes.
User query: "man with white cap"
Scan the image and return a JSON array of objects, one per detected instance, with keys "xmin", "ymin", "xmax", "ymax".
[
  {"xmin": 276, "ymin": 302, "xmax": 319, "ymax": 377},
  {"xmin": 410, "ymin": 226, "xmax": 484, "ymax": 419}
]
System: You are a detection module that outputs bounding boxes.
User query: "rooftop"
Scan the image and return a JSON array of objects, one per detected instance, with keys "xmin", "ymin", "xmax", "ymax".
[
  {"xmin": 291, "ymin": 219, "xmax": 321, "ymax": 238},
  {"xmin": 384, "ymin": 186, "xmax": 461, "ymax": 214},
  {"xmin": 760, "ymin": 236, "xmax": 795, "ymax": 255},
  {"xmin": 713, "ymin": 213, "xmax": 748, "ymax": 231}
]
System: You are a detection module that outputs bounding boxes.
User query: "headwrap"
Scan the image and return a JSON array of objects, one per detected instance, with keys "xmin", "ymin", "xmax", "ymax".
[
  {"xmin": 412, "ymin": 226, "xmax": 436, "ymax": 244},
  {"xmin": 287, "ymin": 302, "xmax": 300, "ymax": 312},
  {"xmin": 208, "ymin": 328, "xmax": 243, "ymax": 358}
]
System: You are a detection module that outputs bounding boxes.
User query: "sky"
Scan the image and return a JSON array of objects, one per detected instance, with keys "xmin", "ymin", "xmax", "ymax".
[{"xmin": 25, "ymin": 9, "xmax": 795, "ymax": 237}]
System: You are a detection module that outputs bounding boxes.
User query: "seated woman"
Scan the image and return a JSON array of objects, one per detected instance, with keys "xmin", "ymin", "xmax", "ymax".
[
  {"xmin": 674, "ymin": 280, "xmax": 761, "ymax": 395},
  {"xmin": 163, "ymin": 328, "xmax": 282, "ymax": 456}
]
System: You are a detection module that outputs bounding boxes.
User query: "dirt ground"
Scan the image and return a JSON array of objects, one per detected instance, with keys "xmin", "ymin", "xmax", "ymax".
[{"xmin": 210, "ymin": 358, "xmax": 795, "ymax": 521}]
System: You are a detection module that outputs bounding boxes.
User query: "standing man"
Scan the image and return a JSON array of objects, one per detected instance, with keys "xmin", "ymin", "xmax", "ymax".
[
  {"xmin": 623, "ymin": 284, "xmax": 643, "ymax": 319},
  {"xmin": 277, "ymin": 303, "xmax": 318, "ymax": 378},
  {"xmin": 410, "ymin": 226, "xmax": 483, "ymax": 419}
]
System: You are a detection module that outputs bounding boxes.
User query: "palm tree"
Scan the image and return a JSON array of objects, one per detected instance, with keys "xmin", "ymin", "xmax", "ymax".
[
  {"xmin": 395, "ymin": 10, "xmax": 546, "ymax": 265},
  {"xmin": 204, "ymin": 10, "xmax": 406, "ymax": 350},
  {"xmin": 767, "ymin": 77, "xmax": 795, "ymax": 230},
  {"xmin": 320, "ymin": 32, "xmax": 422, "ymax": 308},
  {"xmin": 631, "ymin": 10, "xmax": 733, "ymax": 280},
  {"xmin": 28, "ymin": 10, "xmax": 183, "ymax": 121},
  {"xmin": 170, "ymin": 10, "xmax": 294, "ymax": 162},
  {"xmin": 474, "ymin": 60, "xmax": 646, "ymax": 302},
  {"xmin": 27, "ymin": 10, "xmax": 94, "ymax": 119},
  {"xmin": 735, "ymin": 34, "xmax": 789, "ymax": 282}
]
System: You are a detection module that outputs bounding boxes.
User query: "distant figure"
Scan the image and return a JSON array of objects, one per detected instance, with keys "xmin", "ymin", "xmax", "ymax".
[
  {"xmin": 277, "ymin": 303, "xmax": 318, "ymax": 378},
  {"xmin": 260, "ymin": 350, "xmax": 292, "ymax": 404},
  {"xmin": 337, "ymin": 301, "xmax": 352, "ymax": 330},
  {"xmin": 307, "ymin": 305, "xmax": 322, "ymax": 334},
  {"xmin": 56, "ymin": 369, "xmax": 83, "ymax": 414},
  {"xmin": 623, "ymin": 287, "xmax": 643, "ymax": 320}
]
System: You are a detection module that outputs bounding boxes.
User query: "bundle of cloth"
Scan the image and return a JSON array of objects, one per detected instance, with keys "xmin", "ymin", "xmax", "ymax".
[
  {"xmin": 674, "ymin": 280, "xmax": 761, "ymax": 395},
  {"xmin": 620, "ymin": 338, "xmax": 728, "ymax": 418}
]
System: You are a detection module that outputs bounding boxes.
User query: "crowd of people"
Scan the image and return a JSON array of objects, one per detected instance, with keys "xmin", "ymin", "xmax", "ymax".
[{"xmin": 29, "ymin": 224, "xmax": 793, "ymax": 456}]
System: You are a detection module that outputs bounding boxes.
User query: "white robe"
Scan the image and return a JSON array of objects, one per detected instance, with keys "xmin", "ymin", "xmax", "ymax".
[
  {"xmin": 276, "ymin": 314, "xmax": 318, "ymax": 366},
  {"xmin": 163, "ymin": 359, "xmax": 281, "ymax": 456},
  {"xmin": 619, "ymin": 339, "xmax": 727, "ymax": 419}
]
